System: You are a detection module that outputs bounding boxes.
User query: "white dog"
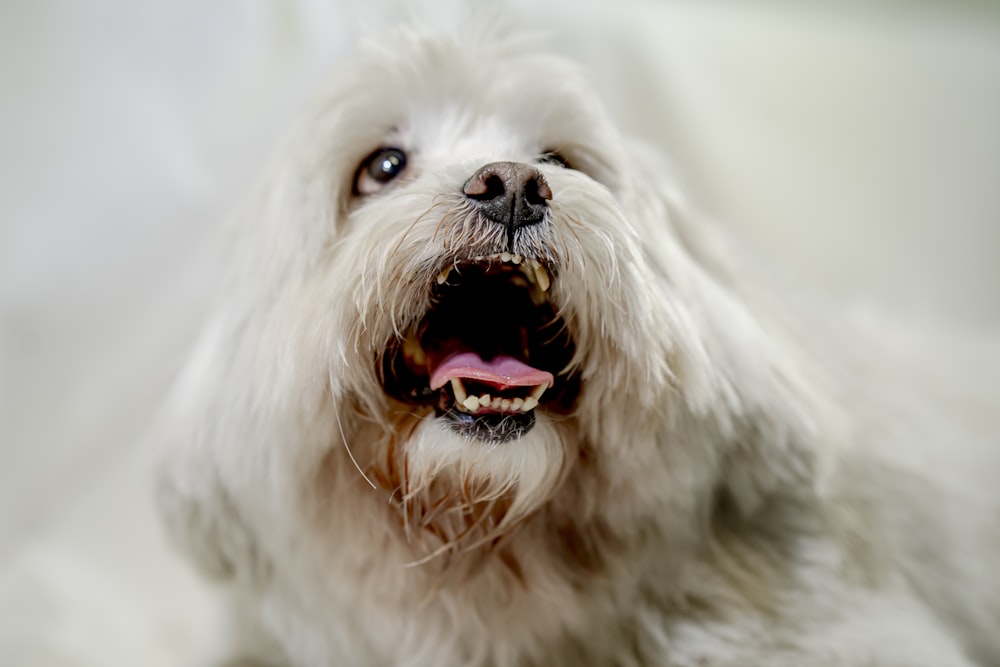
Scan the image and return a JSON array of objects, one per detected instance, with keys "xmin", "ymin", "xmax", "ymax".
[{"xmin": 156, "ymin": 17, "xmax": 1000, "ymax": 667}]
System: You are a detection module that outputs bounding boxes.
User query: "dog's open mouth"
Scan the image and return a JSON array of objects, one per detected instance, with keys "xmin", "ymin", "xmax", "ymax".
[{"xmin": 381, "ymin": 253, "xmax": 579, "ymax": 443}]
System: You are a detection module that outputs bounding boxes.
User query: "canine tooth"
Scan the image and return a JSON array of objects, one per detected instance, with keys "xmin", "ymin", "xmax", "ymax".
[
  {"xmin": 500, "ymin": 398, "xmax": 512, "ymax": 411},
  {"xmin": 521, "ymin": 397, "xmax": 538, "ymax": 411},
  {"xmin": 450, "ymin": 378, "xmax": 467, "ymax": 403},
  {"xmin": 463, "ymin": 395, "xmax": 480, "ymax": 412},
  {"xmin": 535, "ymin": 265, "xmax": 551, "ymax": 292},
  {"xmin": 512, "ymin": 254, "xmax": 522, "ymax": 264},
  {"xmin": 500, "ymin": 252, "xmax": 512, "ymax": 263},
  {"xmin": 511, "ymin": 397, "xmax": 524, "ymax": 411},
  {"xmin": 521, "ymin": 261, "xmax": 537, "ymax": 285},
  {"xmin": 436, "ymin": 267, "xmax": 452, "ymax": 284},
  {"xmin": 530, "ymin": 383, "xmax": 547, "ymax": 401}
]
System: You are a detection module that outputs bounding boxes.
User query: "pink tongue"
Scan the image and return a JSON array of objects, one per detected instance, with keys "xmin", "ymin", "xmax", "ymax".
[{"xmin": 429, "ymin": 351, "xmax": 553, "ymax": 391}]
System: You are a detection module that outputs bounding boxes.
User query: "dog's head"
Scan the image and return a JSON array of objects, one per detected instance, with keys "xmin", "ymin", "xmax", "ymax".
[{"xmin": 158, "ymin": 18, "xmax": 826, "ymax": 613}]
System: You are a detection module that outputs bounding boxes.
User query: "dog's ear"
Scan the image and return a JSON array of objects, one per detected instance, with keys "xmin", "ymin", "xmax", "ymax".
[
  {"xmin": 156, "ymin": 454, "xmax": 270, "ymax": 585},
  {"xmin": 153, "ymin": 326, "xmax": 273, "ymax": 586},
  {"xmin": 625, "ymin": 142, "xmax": 834, "ymax": 516}
]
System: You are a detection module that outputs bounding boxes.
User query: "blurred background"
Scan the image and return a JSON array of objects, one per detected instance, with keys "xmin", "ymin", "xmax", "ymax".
[{"xmin": 1, "ymin": 1, "xmax": 998, "ymax": 664}]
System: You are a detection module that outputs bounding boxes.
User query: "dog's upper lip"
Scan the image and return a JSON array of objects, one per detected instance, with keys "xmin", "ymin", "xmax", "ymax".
[{"xmin": 436, "ymin": 254, "xmax": 551, "ymax": 294}]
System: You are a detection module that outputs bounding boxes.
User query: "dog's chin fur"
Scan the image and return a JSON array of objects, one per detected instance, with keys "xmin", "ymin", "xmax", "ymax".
[{"xmin": 156, "ymin": 17, "xmax": 1000, "ymax": 667}]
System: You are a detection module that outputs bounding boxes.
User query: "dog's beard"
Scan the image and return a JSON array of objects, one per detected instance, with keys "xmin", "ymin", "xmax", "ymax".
[{"xmin": 343, "ymin": 411, "xmax": 572, "ymax": 570}]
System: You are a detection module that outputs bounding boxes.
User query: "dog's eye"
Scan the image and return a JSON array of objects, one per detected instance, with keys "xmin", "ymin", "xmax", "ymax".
[
  {"xmin": 354, "ymin": 147, "xmax": 408, "ymax": 195},
  {"xmin": 539, "ymin": 150, "xmax": 571, "ymax": 170}
]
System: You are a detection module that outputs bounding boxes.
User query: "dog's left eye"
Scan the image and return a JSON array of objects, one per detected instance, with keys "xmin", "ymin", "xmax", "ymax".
[
  {"xmin": 354, "ymin": 147, "xmax": 408, "ymax": 195},
  {"xmin": 539, "ymin": 150, "xmax": 571, "ymax": 169}
]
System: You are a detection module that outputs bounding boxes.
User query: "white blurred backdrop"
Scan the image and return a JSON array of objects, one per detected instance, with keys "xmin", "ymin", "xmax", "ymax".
[{"xmin": 1, "ymin": 1, "xmax": 998, "ymax": 664}]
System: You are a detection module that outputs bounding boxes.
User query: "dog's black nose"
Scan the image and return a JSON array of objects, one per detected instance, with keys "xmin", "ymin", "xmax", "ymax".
[{"xmin": 463, "ymin": 162, "xmax": 552, "ymax": 232}]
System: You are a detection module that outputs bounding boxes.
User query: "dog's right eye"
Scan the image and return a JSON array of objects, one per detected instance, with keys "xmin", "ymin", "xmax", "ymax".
[{"xmin": 354, "ymin": 147, "xmax": 408, "ymax": 195}]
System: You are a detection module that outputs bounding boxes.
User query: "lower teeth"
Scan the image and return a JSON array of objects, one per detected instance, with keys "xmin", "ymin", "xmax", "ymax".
[{"xmin": 449, "ymin": 379, "xmax": 546, "ymax": 414}]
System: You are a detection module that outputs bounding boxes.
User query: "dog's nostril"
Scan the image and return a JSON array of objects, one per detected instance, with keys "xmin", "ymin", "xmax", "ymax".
[
  {"xmin": 465, "ymin": 174, "xmax": 506, "ymax": 202},
  {"xmin": 523, "ymin": 178, "xmax": 549, "ymax": 207},
  {"xmin": 463, "ymin": 162, "xmax": 552, "ymax": 234}
]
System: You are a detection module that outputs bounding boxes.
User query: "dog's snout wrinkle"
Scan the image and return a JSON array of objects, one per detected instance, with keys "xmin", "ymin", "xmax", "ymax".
[{"xmin": 463, "ymin": 162, "xmax": 551, "ymax": 244}]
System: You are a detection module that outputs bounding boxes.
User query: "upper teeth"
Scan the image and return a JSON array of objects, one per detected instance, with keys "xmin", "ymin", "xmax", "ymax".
[
  {"xmin": 531, "ymin": 263, "xmax": 550, "ymax": 292},
  {"xmin": 435, "ymin": 254, "xmax": 551, "ymax": 292}
]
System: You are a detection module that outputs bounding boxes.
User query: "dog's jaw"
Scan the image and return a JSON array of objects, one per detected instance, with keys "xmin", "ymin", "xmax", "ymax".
[
  {"xmin": 381, "ymin": 251, "xmax": 579, "ymax": 445},
  {"xmin": 365, "ymin": 244, "xmax": 585, "ymax": 565}
]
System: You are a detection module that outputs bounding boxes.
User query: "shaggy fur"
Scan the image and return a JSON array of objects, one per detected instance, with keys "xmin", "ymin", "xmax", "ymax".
[{"xmin": 156, "ymin": 19, "xmax": 1000, "ymax": 667}]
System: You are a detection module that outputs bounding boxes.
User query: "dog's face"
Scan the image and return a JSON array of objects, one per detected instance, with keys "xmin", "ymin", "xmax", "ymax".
[
  {"xmin": 301, "ymin": 28, "xmax": 697, "ymax": 555},
  {"xmin": 160, "ymin": 21, "xmax": 820, "ymax": 646}
]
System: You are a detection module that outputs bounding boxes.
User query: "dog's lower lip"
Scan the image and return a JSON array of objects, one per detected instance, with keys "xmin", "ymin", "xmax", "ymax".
[{"xmin": 439, "ymin": 407, "xmax": 536, "ymax": 443}]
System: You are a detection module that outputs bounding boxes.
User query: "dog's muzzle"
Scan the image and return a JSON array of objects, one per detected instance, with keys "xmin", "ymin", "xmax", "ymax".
[{"xmin": 379, "ymin": 163, "xmax": 579, "ymax": 443}]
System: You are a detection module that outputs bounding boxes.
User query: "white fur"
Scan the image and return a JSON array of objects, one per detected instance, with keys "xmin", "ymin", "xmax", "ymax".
[{"xmin": 155, "ymin": 17, "xmax": 1000, "ymax": 667}]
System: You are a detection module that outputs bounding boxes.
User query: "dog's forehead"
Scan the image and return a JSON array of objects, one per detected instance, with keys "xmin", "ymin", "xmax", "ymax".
[
  {"xmin": 399, "ymin": 106, "xmax": 541, "ymax": 166},
  {"xmin": 316, "ymin": 27, "xmax": 627, "ymax": 193},
  {"xmin": 348, "ymin": 33, "xmax": 604, "ymax": 151}
]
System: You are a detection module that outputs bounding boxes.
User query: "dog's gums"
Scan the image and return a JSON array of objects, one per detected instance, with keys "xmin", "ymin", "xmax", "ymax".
[{"xmin": 381, "ymin": 252, "xmax": 579, "ymax": 442}]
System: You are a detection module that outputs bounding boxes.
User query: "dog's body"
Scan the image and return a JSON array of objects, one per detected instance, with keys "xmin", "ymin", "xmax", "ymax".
[{"xmin": 156, "ymin": 19, "xmax": 1000, "ymax": 667}]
